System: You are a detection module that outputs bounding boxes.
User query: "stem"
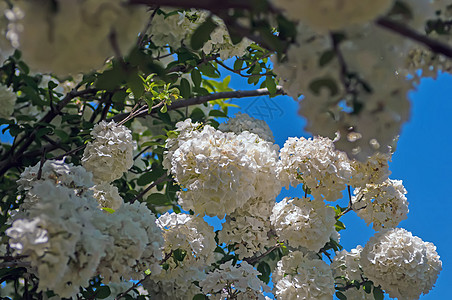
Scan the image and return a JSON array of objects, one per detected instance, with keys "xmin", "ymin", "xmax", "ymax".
[
  {"xmin": 130, "ymin": 173, "xmax": 170, "ymax": 203},
  {"xmin": 243, "ymin": 244, "xmax": 280, "ymax": 265}
]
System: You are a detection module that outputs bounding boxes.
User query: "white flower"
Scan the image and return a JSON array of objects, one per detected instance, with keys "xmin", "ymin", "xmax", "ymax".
[
  {"xmin": 14, "ymin": 0, "xmax": 149, "ymax": 75},
  {"xmin": 96, "ymin": 201, "xmax": 164, "ymax": 283},
  {"xmin": 361, "ymin": 228, "xmax": 442, "ymax": 300},
  {"xmin": 0, "ymin": 83, "xmax": 16, "ymax": 119},
  {"xmin": 157, "ymin": 212, "xmax": 216, "ymax": 273},
  {"xmin": 270, "ymin": 0, "xmax": 395, "ymax": 31},
  {"xmin": 92, "ymin": 183, "xmax": 123, "ymax": 210},
  {"xmin": 331, "ymin": 246, "xmax": 373, "ymax": 300},
  {"xmin": 352, "ymin": 179, "xmax": 409, "ymax": 230},
  {"xmin": 278, "ymin": 136, "xmax": 351, "ymax": 202},
  {"xmin": 82, "ymin": 121, "xmax": 135, "ymax": 183},
  {"xmin": 350, "ymin": 152, "xmax": 392, "ymax": 188},
  {"xmin": 219, "ymin": 112, "xmax": 275, "ymax": 143},
  {"xmin": 163, "ymin": 120, "xmax": 281, "ymax": 216},
  {"xmin": 270, "ymin": 197, "xmax": 336, "ymax": 252},
  {"xmin": 273, "ymin": 250, "xmax": 335, "ymax": 300},
  {"xmin": 199, "ymin": 261, "xmax": 270, "ymax": 299}
]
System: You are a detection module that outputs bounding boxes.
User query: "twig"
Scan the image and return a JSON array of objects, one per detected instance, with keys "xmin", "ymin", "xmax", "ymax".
[
  {"xmin": 130, "ymin": 173, "xmax": 170, "ymax": 203},
  {"xmin": 376, "ymin": 17, "xmax": 452, "ymax": 59},
  {"xmin": 137, "ymin": 5, "xmax": 160, "ymax": 46},
  {"xmin": 215, "ymin": 59, "xmax": 273, "ymax": 78},
  {"xmin": 243, "ymin": 244, "xmax": 280, "ymax": 265}
]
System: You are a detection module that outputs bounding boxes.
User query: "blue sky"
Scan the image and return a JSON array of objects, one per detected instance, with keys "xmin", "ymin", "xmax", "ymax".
[{"xmin": 220, "ymin": 62, "xmax": 452, "ymax": 299}]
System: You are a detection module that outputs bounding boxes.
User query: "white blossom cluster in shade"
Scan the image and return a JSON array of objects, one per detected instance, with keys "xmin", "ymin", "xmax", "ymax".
[
  {"xmin": 163, "ymin": 119, "xmax": 281, "ymax": 216},
  {"xmin": 273, "ymin": 21, "xmax": 412, "ymax": 160},
  {"xmin": 156, "ymin": 212, "xmax": 216, "ymax": 273},
  {"xmin": 149, "ymin": 9, "xmax": 204, "ymax": 49},
  {"xmin": 0, "ymin": 83, "xmax": 17, "ymax": 119},
  {"xmin": 361, "ymin": 228, "xmax": 442, "ymax": 300},
  {"xmin": 272, "ymin": 250, "xmax": 335, "ymax": 299},
  {"xmin": 11, "ymin": 0, "xmax": 148, "ymax": 75},
  {"xmin": 96, "ymin": 201, "xmax": 164, "ymax": 283},
  {"xmin": 6, "ymin": 180, "xmax": 109, "ymax": 298},
  {"xmin": 270, "ymin": 0, "xmax": 394, "ymax": 31},
  {"xmin": 278, "ymin": 136, "xmax": 352, "ymax": 202},
  {"xmin": 352, "ymin": 179, "xmax": 409, "ymax": 230},
  {"xmin": 8, "ymin": 160, "xmax": 164, "ymax": 297},
  {"xmin": 218, "ymin": 197, "xmax": 276, "ymax": 259},
  {"xmin": 92, "ymin": 183, "xmax": 123, "ymax": 210},
  {"xmin": 82, "ymin": 121, "xmax": 135, "ymax": 183},
  {"xmin": 270, "ymin": 197, "xmax": 336, "ymax": 252},
  {"xmin": 143, "ymin": 267, "xmax": 205, "ymax": 300},
  {"xmin": 0, "ymin": 2, "xmax": 23, "ymax": 60},
  {"xmin": 199, "ymin": 261, "xmax": 270, "ymax": 300},
  {"xmin": 331, "ymin": 246, "xmax": 373, "ymax": 300},
  {"xmin": 219, "ymin": 112, "xmax": 275, "ymax": 143}
]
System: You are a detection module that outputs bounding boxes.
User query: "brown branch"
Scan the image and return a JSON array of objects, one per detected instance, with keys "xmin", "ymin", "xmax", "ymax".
[
  {"xmin": 130, "ymin": 173, "xmax": 170, "ymax": 203},
  {"xmin": 376, "ymin": 17, "xmax": 452, "ymax": 59}
]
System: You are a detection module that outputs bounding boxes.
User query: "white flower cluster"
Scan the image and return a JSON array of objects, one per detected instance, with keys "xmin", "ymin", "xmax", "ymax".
[
  {"xmin": 331, "ymin": 246, "xmax": 373, "ymax": 300},
  {"xmin": 163, "ymin": 119, "xmax": 281, "ymax": 216},
  {"xmin": 270, "ymin": 0, "xmax": 395, "ymax": 31},
  {"xmin": 7, "ymin": 180, "xmax": 108, "ymax": 298},
  {"xmin": 219, "ymin": 112, "xmax": 275, "ymax": 143},
  {"xmin": 218, "ymin": 197, "xmax": 276, "ymax": 259},
  {"xmin": 350, "ymin": 152, "xmax": 392, "ymax": 188},
  {"xmin": 82, "ymin": 121, "xmax": 135, "ymax": 183},
  {"xmin": 11, "ymin": 0, "xmax": 148, "ymax": 75},
  {"xmin": 278, "ymin": 136, "xmax": 352, "ymax": 201},
  {"xmin": 0, "ymin": 83, "xmax": 17, "ymax": 119},
  {"xmin": 272, "ymin": 250, "xmax": 335, "ymax": 299},
  {"xmin": 7, "ymin": 160, "xmax": 164, "ymax": 298},
  {"xmin": 0, "ymin": 2, "xmax": 22, "ymax": 60},
  {"xmin": 352, "ymin": 179, "xmax": 409, "ymax": 230},
  {"xmin": 92, "ymin": 183, "xmax": 123, "ymax": 210},
  {"xmin": 270, "ymin": 197, "xmax": 336, "ymax": 252},
  {"xmin": 199, "ymin": 261, "xmax": 270, "ymax": 300},
  {"xmin": 156, "ymin": 212, "xmax": 216, "ymax": 273},
  {"xmin": 273, "ymin": 22, "xmax": 412, "ymax": 160},
  {"xmin": 361, "ymin": 228, "xmax": 442, "ymax": 300},
  {"xmin": 96, "ymin": 201, "xmax": 164, "ymax": 283},
  {"xmin": 143, "ymin": 272, "xmax": 204, "ymax": 300}
]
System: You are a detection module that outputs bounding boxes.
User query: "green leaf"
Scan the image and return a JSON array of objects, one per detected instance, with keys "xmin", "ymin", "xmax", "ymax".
[
  {"xmin": 190, "ymin": 107, "xmax": 206, "ymax": 122},
  {"xmin": 95, "ymin": 286, "xmax": 111, "ymax": 299},
  {"xmin": 137, "ymin": 173, "xmax": 155, "ymax": 186},
  {"xmin": 192, "ymin": 294, "xmax": 208, "ymax": 300},
  {"xmin": 257, "ymin": 261, "xmax": 271, "ymax": 284},
  {"xmin": 95, "ymin": 68, "xmax": 125, "ymax": 91},
  {"xmin": 36, "ymin": 127, "xmax": 53, "ymax": 139},
  {"xmin": 191, "ymin": 69, "xmax": 202, "ymax": 88},
  {"xmin": 208, "ymin": 110, "xmax": 228, "ymax": 118},
  {"xmin": 264, "ymin": 76, "xmax": 277, "ymax": 95},
  {"xmin": 127, "ymin": 73, "xmax": 145, "ymax": 98},
  {"xmin": 160, "ymin": 105, "xmax": 168, "ymax": 113},
  {"xmin": 141, "ymin": 141, "xmax": 164, "ymax": 148},
  {"xmin": 199, "ymin": 62, "xmax": 220, "ymax": 78},
  {"xmin": 191, "ymin": 17, "xmax": 218, "ymax": 50},
  {"xmin": 173, "ymin": 248, "xmax": 187, "ymax": 261},
  {"xmin": 146, "ymin": 193, "xmax": 171, "ymax": 206},
  {"xmin": 363, "ymin": 281, "xmax": 373, "ymax": 294},
  {"xmin": 373, "ymin": 286, "xmax": 384, "ymax": 300},
  {"xmin": 319, "ymin": 50, "xmax": 335, "ymax": 67},
  {"xmin": 112, "ymin": 90, "xmax": 127, "ymax": 103},
  {"xmin": 309, "ymin": 77, "xmax": 339, "ymax": 96},
  {"xmin": 336, "ymin": 291, "xmax": 347, "ymax": 300},
  {"xmin": 335, "ymin": 220, "xmax": 346, "ymax": 231},
  {"xmin": 101, "ymin": 207, "xmax": 115, "ymax": 214},
  {"xmin": 179, "ymin": 78, "xmax": 191, "ymax": 98},
  {"xmin": 233, "ymin": 59, "xmax": 244, "ymax": 71}
]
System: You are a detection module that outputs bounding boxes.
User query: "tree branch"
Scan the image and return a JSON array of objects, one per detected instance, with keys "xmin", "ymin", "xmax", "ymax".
[{"xmin": 376, "ymin": 17, "xmax": 452, "ymax": 59}]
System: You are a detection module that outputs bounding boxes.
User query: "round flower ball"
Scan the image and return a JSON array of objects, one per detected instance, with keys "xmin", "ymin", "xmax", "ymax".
[{"xmin": 361, "ymin": 228, "xmax": 442, "ymax": 300}]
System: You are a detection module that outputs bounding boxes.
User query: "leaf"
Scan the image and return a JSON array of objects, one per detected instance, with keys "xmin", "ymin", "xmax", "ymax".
[
  {"xmin": 233, "ymin": 59, "xmax": 244, "ymax": 71},
  {"xmin": 319, "ymin": 50, "xmax": 335, "ymax": 67},
  {"xmin": 101, "ymin": 207, "xmax": 115, "ymax": 214},
  {"xmin": 127, "ymin": 73, "xmax": 145, "ymax": 98},
  {"xmin": 208, "ymin": 110, "xmax": 228, "ymax": 118},
  {"xmin": 173, "ymin": 248, "xmax": 187, "ymax": 261},
  {"xmin": 160, "ymin": 105, "xmax": 167, "ymax": 113},
  {"xmin": 309, "ymin": 77, "xmax": 339, "ymax": 96},
  {"xmin": 191, "ymin": 69, "xmax": 202, "ymax": 88},
  {"xmin": 335, "ymin": 220, "xmax": 346, "ymax": 231},
  {"xmin": 190, "ymin": 107, "xmax": 206, "ymax": 122},
  {"xmin": 191, "ymin": 17, "xmax": 217, "ymax": 50},
  {"xmin": 193, "ymin": 294, "xmax": 208, "ymax": 300},
  {"xmin": 179, "ymin": 78, "xmax": 191, "ymax": 98},
  {"xmin": 95, "ymin": 68, "xmax": 125, "ymax": 91},
  {"xmin": 373, "ymin": 286, "xmax": 384, "ymax": 300},
  {"xmin": 363, "ymin": 281, "xmax": 373, "ymax": 294},
  {"xmin": 264, "ymin": 76, "xmax": 277, "ymax": 95},
  {"xmin": 95, "ymin": 286, "xmax": 111, "ymax": 299},
  {"xmin": 199, "ymin": 62, "xmax": 220, "ymax": 78},
  {"xmin": 336, "ymin": 291, "xmax": 347, "ymax": 300},
  {"xmin": 257, "ymin": 262, "xmax": 271, "ymax": 284},
  {"xmin": 146, "ymin": 193, "xmax": 171, "ymax": 206}
]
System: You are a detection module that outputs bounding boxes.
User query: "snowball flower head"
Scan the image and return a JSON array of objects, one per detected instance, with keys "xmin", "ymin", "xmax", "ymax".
[
  {"xmin": 273, "ymin": 250, "xmax": 335, "ymax": 299},
  {"xmin": 219, "ymin": 112, "xmax": 275, "ymax": 143},
  {"xmin": 14, "ymin": 0, "xmax": 148, "ymax": 75},
  {"xmin": 352, "ymin": 179, "xmax": 409, "ymax": 230},
  {"xmin": 361, "ymin": 228, "xmax": 442, "ymax": 300},
  {"xmin": 82, "ymin": 121, "xmax": 135, "ymax": 183},
  {"xmin": 0, "ymin": 83, "xmax": 16, "ymax": 119},
  {"xmin": 271, "ymin": 0, "xmax": 395, "ymax": 31},
  {"xmin": 163, "ymin": 119, "xmax": 281, "ymax": 216},
  {"xmin": 270, "ymin": 197, "xmax": 336, "ymax": 252},
  {"xmin": 278, "ymin": 136, "xmax": 352, "ymax": 201},
  {"xmin": 92, "ymin": 183, "xmax": 123, "ymax": 210}
]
